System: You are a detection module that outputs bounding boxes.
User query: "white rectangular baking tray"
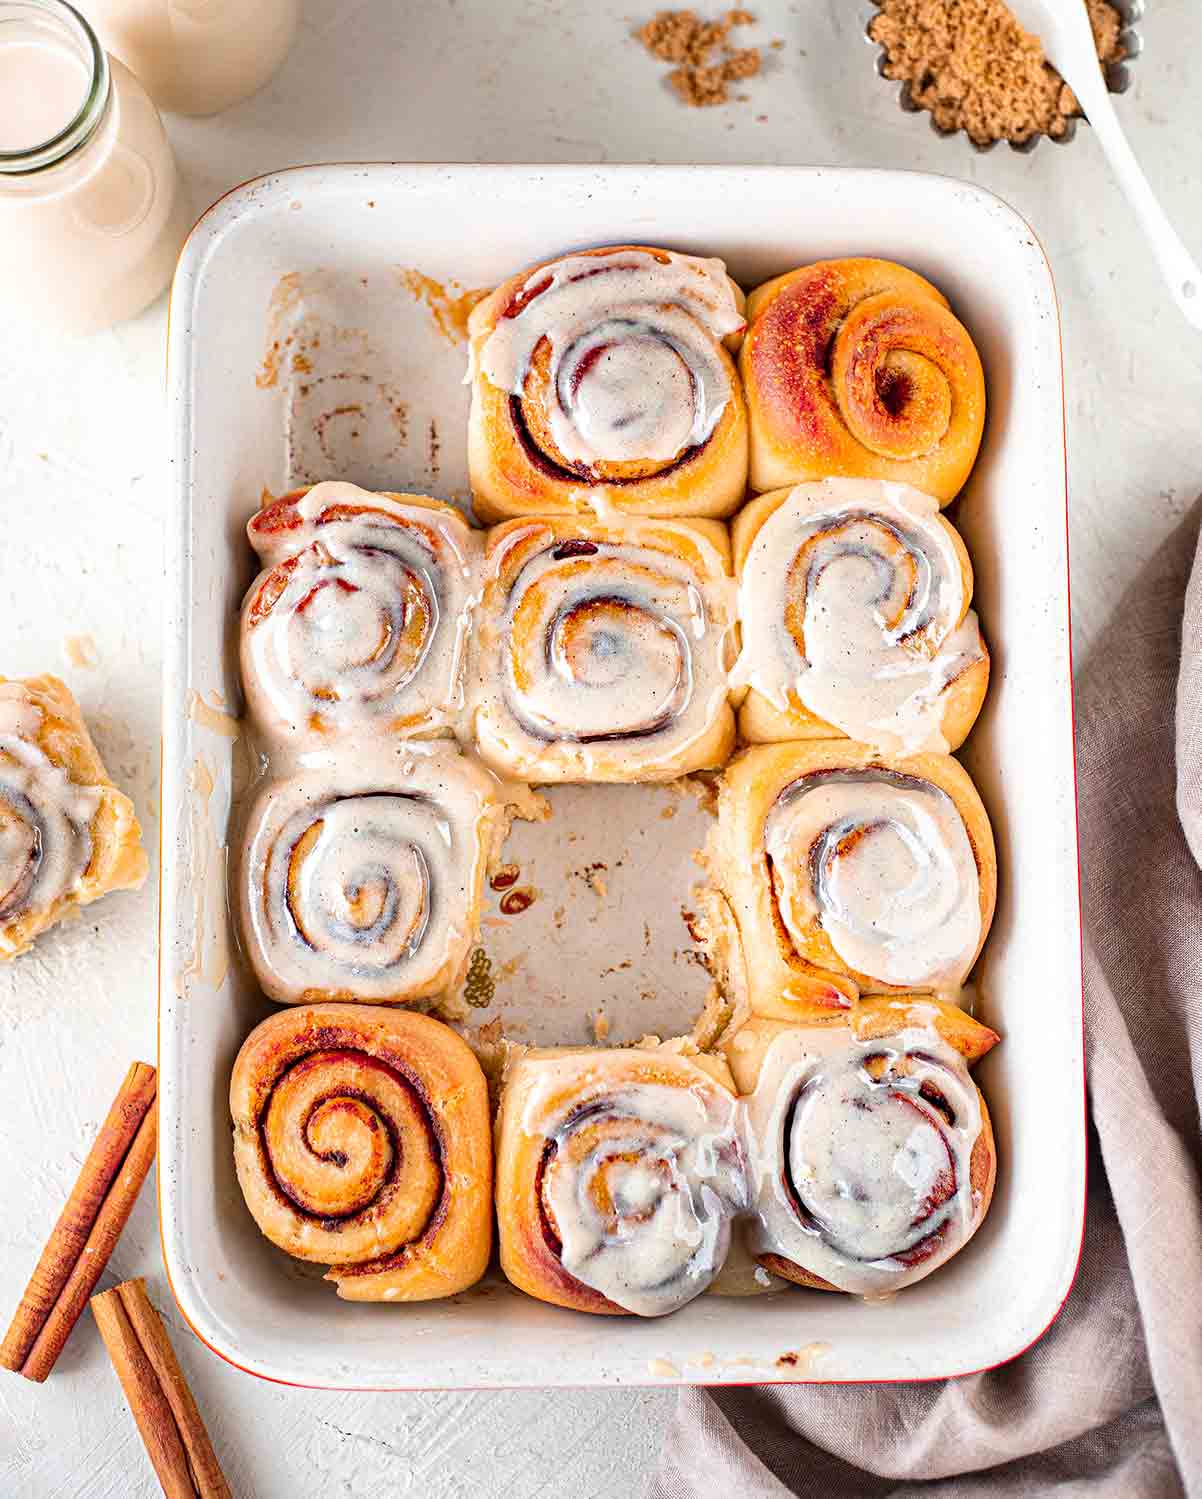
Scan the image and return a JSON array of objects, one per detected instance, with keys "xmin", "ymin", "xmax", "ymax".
[{"xmin": 160, "ymin": 164, "xmax": 1083, "ymax": 1389}]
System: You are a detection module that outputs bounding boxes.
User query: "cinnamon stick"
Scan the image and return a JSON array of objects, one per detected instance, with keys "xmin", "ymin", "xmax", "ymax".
[
  {"xmin": 1, "ymin": 1061, "xmax": 157, "ymax": 1382},
  {"xmin": 92, "ymin": 1279, "xmax": 231, "ymax": 1499}
]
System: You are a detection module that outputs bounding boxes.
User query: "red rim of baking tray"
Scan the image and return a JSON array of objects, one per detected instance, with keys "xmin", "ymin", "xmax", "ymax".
[{"xmin": 155, "ymin": 163, "xmax": 1089, "ymax": 1391}]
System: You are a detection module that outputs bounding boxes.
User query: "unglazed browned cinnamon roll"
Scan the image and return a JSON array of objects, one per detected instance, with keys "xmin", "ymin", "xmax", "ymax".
[
  {"xmin": 724, "ymin": 998, "xmax": 998, "ymax": 1294},
  {"xmin": 741, "ymin": 259, "xmax": 985, "ymax": 501},
  {"xmin": 730, "ymin": 478, "xmax": 989, "ymax": 751},
  {"xmin": 469, "ymin": 515, "xmax": 736, "ymax": 782},
  {"xmin": 495, "ymin": 1047, "xmax": 748, "ymax": 1315},
  {"xmin": 240, "ymin": 482, "xmax": 480, "ymax": 745},
  {"xmin": 238, "ymin": 744, "xmax": 539, "ymax": 1004},
  {"xmin": 230, "ymin": 1004, "xmax": 492, "ymax": 1301},
  {"xmin": 0, "ymin": 675, "xmax": 146, "ymax": 959},
  {"xmin": 468, "ymin": 246, "xmax": 749, "ymax": 521},
  {"xmin": 703, "ymin": 742, "xmax": 997, "ymax": 1020}
]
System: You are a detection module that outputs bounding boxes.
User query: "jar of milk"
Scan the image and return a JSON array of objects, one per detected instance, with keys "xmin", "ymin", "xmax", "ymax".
[
  {"xmin": 85, "ymin": 0, "xmax": 299, "ymax": 117},
  {"xmin": 0, "ymin": 0, "xmax": 191, "ymax": 333}
]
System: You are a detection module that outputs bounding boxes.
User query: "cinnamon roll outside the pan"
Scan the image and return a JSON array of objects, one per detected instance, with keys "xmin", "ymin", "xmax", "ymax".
[
  {"xmin": 741, "ymin": 258, "xmax": 986, "ymax": 501},
  {"xmin": 701, "ymin": 741, "xmax": 997, "ymax": 1021},
  {"xmin": 723, "ymin": 997, "xmax": 998, "ymax": 1294},
  {"xmin": 467, "ymin": 245, "xmax": 749, "ymax": 521},
  {"xmin": 0, "ymin": 675, "xmax": 146, "ymax": 959},
  {"xmin": 230, "ymin": 1004, "xmax": 493, "ymax": 1301},
  {"xmin": 469, "ymin": 514, "xmax": 737, "ymax": 782}
]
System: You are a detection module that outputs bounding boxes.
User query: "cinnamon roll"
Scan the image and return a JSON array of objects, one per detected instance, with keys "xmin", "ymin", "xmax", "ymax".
[
  {"xmin": 724, "ymin": 998, "xmax": 998, "ymax": 1293},
  {"xmin": 469, "ymin": 515, "xmax": 736, "ymax": 782},
  {"xmin": 730, "ymin": 479, "xmax": 989, "ymax": 751},
  {"xmin": 468, "ymin": 245, "xmax": 749, "ymax": 521},
  {"xmin": 240, "ymin": 482, "xmax": 480, "ymax": 745},
  {"xmin": 0, "ymin": 675, "xmax": 146, "ymax": 959},
  {"xmin": 704, "ymin": 742, "xmax": 997, "ymax": 1019},
  {"xmin": 741, "ymin": 259, "xmax": 986, "ymax": 500},
  {"xmin": 230, "ymin": 1004, "xmax": 492, "ymax": 1301},
  {"xmin": 496, "ymin": 1046, "xmax": 748, "ymax": 1315},
  {"xmin": 238, "ymin": 744, "xmax": 534, "ymax": 1004}
]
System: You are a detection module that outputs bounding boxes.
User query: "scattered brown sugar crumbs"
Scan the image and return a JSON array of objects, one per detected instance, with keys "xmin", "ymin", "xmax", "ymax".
[
  {"xmin": 636, "ymin": 9, "xmax": 776, "ymax": 108},
  {"xmin": 869, "ymin": 0, "xmax": 1126, "ymax": 146}
]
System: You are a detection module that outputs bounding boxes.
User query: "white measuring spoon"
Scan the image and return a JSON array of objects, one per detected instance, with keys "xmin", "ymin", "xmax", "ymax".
[{"xmin": 1006, "ymin": 0, "xmax": 1202, "ymax": 330}]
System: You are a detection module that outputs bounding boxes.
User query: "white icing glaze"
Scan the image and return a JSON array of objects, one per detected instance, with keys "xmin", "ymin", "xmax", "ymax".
[
  {"xmin": 472, "ymin": 522, "xmax": 735, "ymax": 778},
  {"xmin": 239, "ymin": 744, "xmax": 501, "ymax": 1003},
  {"xmin": 764, "ymin": 768, "xmax": 981, "ymax": 988},
  {"xmin": 479, "ymin": 250, "xmax": 744, "ymax": 469},
  {"xmin": 525, "ymin": 1058, "xmax": 748, "ymax": 1316},
  {"xmin": 742, "ymin": 1025, "xmax": 984, "ymax": 1293},
  {"xmin": 241, "ymin": 481, "xmax": 480, "ymax": 743},
  {"xmin": 0, "ymin": 686, "xmax": 101, "ymax": 931},
  {"xmin": 731, "ymin": 479, "xmax": 986, "ymax": 753}
]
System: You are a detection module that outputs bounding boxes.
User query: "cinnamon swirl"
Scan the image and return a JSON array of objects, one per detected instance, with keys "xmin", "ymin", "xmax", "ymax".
[{"xmin": 468, "ymin": 245, "xmax": 748, "ymax": 521}]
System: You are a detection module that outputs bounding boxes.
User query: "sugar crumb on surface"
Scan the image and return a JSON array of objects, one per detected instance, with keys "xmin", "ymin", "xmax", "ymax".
[
  {"xmin": 636, "ymin": 8, "xmax": 776, "ymax": 108},
  {"xmin": 869, "ymin": 0, "xmax": 1126, "ymax": 146}
]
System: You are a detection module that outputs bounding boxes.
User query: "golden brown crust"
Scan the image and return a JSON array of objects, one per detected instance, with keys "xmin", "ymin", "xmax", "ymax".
[
  {"xmin": 495, "ymin": 1047, "xmax": 734, "ymax": 1315},
  {"xmin": 0, "ymin": 674, "xmax": 146, "ymax": 959},
  {"xmin": 741, "ymin": 259, "xmax": 985, "ymax": 501},
  {"xmin": 470, "ymin": 514, "xmax": 737, "ymax": 783},
  {"xmin": 731, "ymin": 485, "xmax": 990, "ymax": 747},
  {"xmin": 468, "ymin": 245, "xmax": 749, "ymax": 521},
  {"xmin": 229, "ymin": 1004, "xmax": 493, "ymax": 1302},
  {"xmin": 702, "ymin": 741, "xmax": 998, "ymax": 1019}
]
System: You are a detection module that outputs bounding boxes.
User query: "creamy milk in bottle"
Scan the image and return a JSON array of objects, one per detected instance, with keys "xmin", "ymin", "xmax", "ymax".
[
  {"xmin": 0, "ymin": 0, "xmax": 191, "ymax": 333},
  {"xmin": 85, "ymin": 0, "xmax": 298, "ymax": 116}
]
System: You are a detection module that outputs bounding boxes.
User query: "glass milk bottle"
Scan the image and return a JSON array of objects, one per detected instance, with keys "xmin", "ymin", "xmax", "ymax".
[
  {"xmin": 85, "ymin": 0, "xmax": 298, "ymax": 117},
  {"xmin": 0, "ymin": 0, "xmax": 191, "ymax": 333}
]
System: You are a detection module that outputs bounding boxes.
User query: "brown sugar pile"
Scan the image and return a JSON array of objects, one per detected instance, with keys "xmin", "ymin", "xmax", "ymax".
[
  {"xmin": 636, "ymin": 9, "xmax": 764, "ymax": 107},
  {"xmin": 869, "ymin": 0, "xmax": 1126, "ymax": 146}
]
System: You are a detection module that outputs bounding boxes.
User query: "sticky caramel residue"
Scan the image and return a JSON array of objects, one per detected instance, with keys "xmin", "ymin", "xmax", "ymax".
[
  {"xmin": 397, "ymin": 270, "xmax": 490, "ymax": 346},
  {"xmin": 463, "ymin": 947, "xmax": 496, "ymax": 1008}
]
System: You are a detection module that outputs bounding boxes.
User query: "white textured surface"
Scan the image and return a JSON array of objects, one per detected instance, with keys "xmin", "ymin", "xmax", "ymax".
[{"xmin": 0, "ymin": 0, "xmax": 1198, "ymax": 1492}]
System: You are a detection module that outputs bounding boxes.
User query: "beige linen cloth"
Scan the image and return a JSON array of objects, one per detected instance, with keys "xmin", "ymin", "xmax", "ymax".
[{"xmin": 653, "ymin": 508, "xmax": 1202, "ymax": 1497}]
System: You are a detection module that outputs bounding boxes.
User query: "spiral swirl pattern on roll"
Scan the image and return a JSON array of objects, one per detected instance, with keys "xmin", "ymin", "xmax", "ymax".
[
  {"xmin": 705, "ymin": 743, "xmax": 997, "ymax": 1018},
  {"xmin": 239, "ymin": 745, "xmax": 508, "ymax": 1004},
  {"xmin": 230, "ymin": 1004, "xmax": 493, "ymax": 1301},
  {"xmin": 240, "ymin": 482, "xmax": 480, "ymax": 744},
  {"xmin": 742, "ymin": 258, "xmax": 985, "ymax": 501},
  {"xmin": 0, "ymin": 677, "xmax": 145, "ymax": 959},
  {"xmin": 481, "ymin": 248, "xmax": 743, "ymax": 475},
  {"xmin": 471, "ymin": 517, "xmax": 736, "ymax": 781},
  {"xmin": 496, "ymin": 1049, "xmax": 748, "ymax": 1316},
  {"xmin": 732, "ymin": 478, "xmax": 988, "ymax": 752},
  {"xmin": 738, "ymin": 1018, "xmax": 994, "ymax": 1294},
  {"xmin": 765, "ymin": 767, "xmax": 981, "ymax": 991}
]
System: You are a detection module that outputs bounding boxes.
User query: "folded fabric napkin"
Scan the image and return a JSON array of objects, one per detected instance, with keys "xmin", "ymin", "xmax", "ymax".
[{"xmin": 652, "ymin": 506, "xmax": 1202, "ymax": 1498}]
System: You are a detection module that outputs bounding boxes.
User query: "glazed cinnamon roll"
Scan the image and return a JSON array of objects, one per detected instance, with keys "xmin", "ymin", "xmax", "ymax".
[
  {"xmin": 230, "ymin": 1004, "xmax": 492, "ymax": 1301},
  {"xmin": 240, "ymin": 482, "xmax": 480, "ymax": 745},
  {"xmin": 741, "ymin": 259, "xmax": 986, "ymax": 501},
  {"xmin": 469, "ymin": 515, "xmax": 736, "ymax": 782},
  {"xmin": 468, "ymin": 245, "xmax": 749, "ymax": 521},
  {"xmin": 704, "ymin": 742, "xmax": 997, "ymax": 1019},
  {"xmin": 238, "ymin": 744, "xmax": 534, "ymax": 1004},
  {"xmin": 496, "ymin": 1047, "xmax": 748, "ymax": 1315},
  {"xmin": 724, "ymin": 998, "xmax": 998, "ymax": 1293},
  {"xmin": 730, "ymin": 478, "xmax": 989, "ymax": 751},
  {"xmin": 0, "ymin": 675, "xmax": 146, "ymax": 959}
]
